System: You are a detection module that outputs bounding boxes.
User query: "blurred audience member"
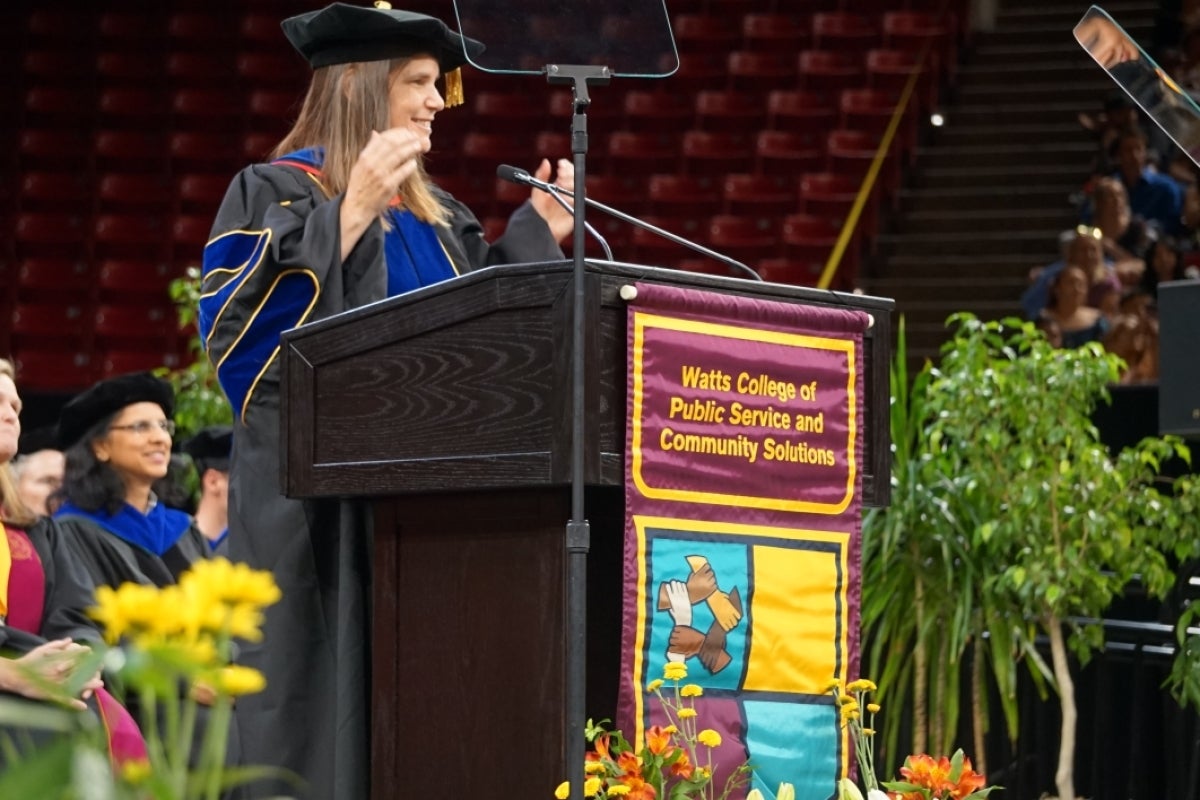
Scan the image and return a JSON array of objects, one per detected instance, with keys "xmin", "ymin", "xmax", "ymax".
[
  {"xmin": 1044, "ymin": 264, "xmax": 1111, "ymax": 348},
  {"xmin": 182, "ymin": 427, "xmax": 231, "ymax": 556},
  {"xmin": 1105, "ymin": 288, "xmax": 1160, "ymax": 383},
  {"xmin": 1141, "ymin": 235, "xmax": 1200, "ymax": 296},
  {"xmin": 1092, "ymin": 176, "xmax": 1155, "ymax": 284},
  {"xmin": 1112, "ymin": 126, "xmax": 1184, "ymax": 233},
  {"xmin": 1022, "ymin": 227, "xmax": 1119, "ymax": 319},
  {"xmin": 12, "ymin": 448, "xmax": 64, "ymax": 518}
]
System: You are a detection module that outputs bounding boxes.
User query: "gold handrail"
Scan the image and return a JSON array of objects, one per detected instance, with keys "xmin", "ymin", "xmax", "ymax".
[{"xmin": 817, "ymin": 36, "xmax": 939, "ymax": 291}]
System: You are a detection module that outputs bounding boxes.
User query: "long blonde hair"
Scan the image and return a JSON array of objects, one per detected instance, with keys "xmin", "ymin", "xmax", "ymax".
[
  {"xmin": 0, "ymin": 359, "xmax": 37, "ymax": 528},
  {"xmin": 272, "ymin": 57, "xmax": 448, "ymax": 225}
]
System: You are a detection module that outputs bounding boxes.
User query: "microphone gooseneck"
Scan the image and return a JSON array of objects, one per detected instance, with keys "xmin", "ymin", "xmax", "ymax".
[{"xmin": 495, "ymin": 164, "xmax": 763, "ymax": 282}]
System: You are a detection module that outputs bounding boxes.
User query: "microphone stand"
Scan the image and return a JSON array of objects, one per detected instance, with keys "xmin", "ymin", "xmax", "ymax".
[{"xmin": 545, "ymin": 62, "xmax": 610, "ymax": 800}]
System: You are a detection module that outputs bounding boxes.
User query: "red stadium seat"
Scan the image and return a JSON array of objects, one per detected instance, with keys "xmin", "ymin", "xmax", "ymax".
[
  {"xmin": 605, "ymin": 132, "xmax": 681, "ymax": 175},
  {"xmin": 178, "ymin": 174, "xmax": 232, "ymax": 209},
  {"xmin": 766, "ymin": 90, "xmax": 837, "ymax": 134},
  {"xmin": 11, "ymin": 349, "xmax": 96, "ymax": 392},
  {"xmin": 98, "ymin": 173, "xmax": 174, "ymax": 209},
  {"xmin": 782, "ymin": 212, "xmax": 860, "ymax": 286},
  {"xmin": 430, "ymin": 174, "xmax": 494, "ymax": 213},
  {"xmin": 694, "ymin": 90, "xmax": 767, "ymax": 133},
  {"xmin": 29, "ymin": 9, "xmax": 95, "ymax": 44},
  {"xmin": 459, "ymin": 133, "xmax": 526, "ymax": 178},
  {"xmin": 168, "ymin": 13, "xmax": 237, "ymax": 48},
  {"xmin": 548, "ymin": 90, "xmax": 623, "ymax": 132},
  {"xmin": 797, "ymin": 50, "xmax": 865, "ymax": 102},
  {"xmin": 14, "ymin": 213, "xmax": 88, "ymax": 259},
  {"xmin": 673, "ymin": 14, "xmax": 741, "ymax": 53},
  {"xmin": 865, "ymin": 49, "xmax": 936, "ymax": 112},
  {"xmin": 811, "ymin": 12, "xmax": 881, "ymax": 51},
  {"xmin": 10, "ymin": 303, "xmax": 88, "ymax": 340},
  {"xmin": 167, "ymin": 52, "xmax": 239, "ymax": 86},
  {"xmin": 247, "ymin": 89, "xmax": 298, "ymax": 120},
  {"xmin": 240, "ymin": 12, "xmax": 282, "ymax": 45},
  {"xmin": 175, "ymin": 89, "xmax": 246, "ymax": 129},
  {"xmin": 623, "ymin": 91, "xmax": 693, "ymax": 134},
  {"xmin": 98, "ymin": 88, "xmax": 171, "ymax": 128},
  {"xmin": 94, "ymin": 303, "xmax": 178, "ymax": 347},
  {"xmin": 754, "ymin": 131, "xmax": 826, "ymax": 175},
  {"xmin": 826, "ymin": 129, "xmax": 900, "ymax": 196},
  {"xmin": 669, "ymin": 53, "xmax": 728, "ymax": 95},
  {"xmin": 758, "ymin": 257, "xmax": 823, "ymax": 286},
  {"xmin": 839, "ymin": 88, "xmax": 917, "ymax": 156},
  {"xmin": 94, "ymin": 214, "xmax": 170, "ymax": 263},
  {"xmin": 882, "ymin": 11, "xmax": 956, "ymax": 79},
  {"xmin": 171, "ymin": 132, "xmax": 244, "ymax": 169},
  {"xmin": 173, "ymin": 215, "xmax": 216, "ymax": 250},
  {"xmin": 19, "ymin": 172, "xmax": 90, "ymax": 211},
  {"xmin": 17, "ymin": 259, "xmax": 93, "ymax": 301},
  {"xmin": 97, "ymin": 51, "xmax": 163, "ymax": 83},
  {"xmin": 631, "ymin": 215, "xmax": 709, "ymax": 269},
  {"xmin": 96, "ymin": 130, "xmax": 171, "ymax": 171},
  {"xmin": 237, "ymin": 52, "xmax": 303, "ymax": 84},
  {"xmin": 647, "ymin": 174, "xmax": 722, "ymax": 217},
  {"xmin": 23, "ymin": 50, "xmax": 91, "ymax": 81},
  {"xmin": 708, "ymin": 214, "xmax": 779, "ymax": 264},
  {"xmin": 100, "ymin": 349, "xmax": 182, "ymax": 379},
  {"xmin": 722, "ymin": 173, "xmax": 797, "ymax": 216},
  {"xmin": 533, "ymin": 131, "xmax": 571, "ymax": 163},
  {"xmin": 742, "ymin": 13, "xmax": 811, "ymax": 54},
  {"xmin": 472, "ymin": 91, "xmax": 548, "ymax": 135},
  {"xmin": 20, "ymin": 129, "xmax": 90, "ymax": 167},
  {"xmin": 726, "ymin": 51, "xmax": 797, "ymax": 94},
  {"xmin": 242, "ymin": 133, "xmax": 280, "ymax": 163},
  {"xmin": 98, "ymin": 261, "xmax": 180, "ymax": 299},
  {"xmin": 681, "ymin": 131, "xmax": 755, "ymax": 176},
  {"xmin": 24, "ymin": 87, "xmax": 93, "ymax": 125},
  {"xmin": 800, "ymin": 171, "xmax": 878, "ymax": 238},
  {"xmin": 585, "ymin": 175, "xmax": 650, "ymax": 217},
  {"xmin": 98, "ymin": 12, "xmax": 165, "ymax": 45}
]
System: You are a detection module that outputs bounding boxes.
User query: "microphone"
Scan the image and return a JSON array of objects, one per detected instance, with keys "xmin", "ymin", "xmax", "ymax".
[
  {"xmin": 496, "ymin": 164, "xmax": 763, "ymax": 282},
  {"xmin": 497, "ymin": 165, "xmax": 613, "ymax": 261}
]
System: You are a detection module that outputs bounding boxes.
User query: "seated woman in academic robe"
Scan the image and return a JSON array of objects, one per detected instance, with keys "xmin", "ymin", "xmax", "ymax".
[
  {"xmin": 0, "ymin": 358, "xmax": 146, "ymax": 768},
  {"xmin": 49, "ymin": 373, "xmax": 210, "ymax": 587}
]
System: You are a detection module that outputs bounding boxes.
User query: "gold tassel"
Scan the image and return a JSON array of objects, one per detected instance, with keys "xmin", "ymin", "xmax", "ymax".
[{"xmin": 444, "ymin": 67, "xmax": 464, "ymax": 108}]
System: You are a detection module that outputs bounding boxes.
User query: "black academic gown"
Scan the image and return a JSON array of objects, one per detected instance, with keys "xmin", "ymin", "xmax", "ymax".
[
  {"xmin": 54, "ymin": 514, "xmax": 211, "ymax": 589},
  {"xmin": 201, "ymin": 163, "xmax": 565, "ymax": 800},
  {"xmin": 0, "ymin": 518, "xmax": 105, "ymax": 766}
]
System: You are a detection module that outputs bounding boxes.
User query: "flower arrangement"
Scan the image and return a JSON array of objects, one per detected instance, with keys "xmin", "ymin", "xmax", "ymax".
[
  {"xmin": 556, "ymin": 661, "xmax": 750, "ymax": 800},
  {"xmin": 90, "ymin": 557, "xmax": 282, "ymax": 799},
  {"xmin": 827, "ymin": 678, "xmax": 998, "ymax": 800},
  {"xmin": 0, "ymin": 557, "xmax": 282, "ymax": 798}
]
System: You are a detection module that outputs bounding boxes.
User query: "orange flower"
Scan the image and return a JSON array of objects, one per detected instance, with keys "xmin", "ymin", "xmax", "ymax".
[
  {"xmin": 667, "ymin": 747, "xmax": 694, "ymax": 779},
  {"xmin": 645, "ymin": 725, "xmax": 671, "ymax": 756},
  {"xmin": 616, "ymin": 750, "xmax": 643, "ymax": 777},
  {"xmin": 622, "ymin": 772, "xmax": 658, "ymax": 800},
  {"xmin": 901, "ymin": 754, "xmax": 954, "ymax": 796},
  {"xmin": 589, "ymin": 733, "xmax": 613, "ymax": 764},
  {"xmin": 949, "ymin": 757, "xmax": 986, "ymax": 800}
]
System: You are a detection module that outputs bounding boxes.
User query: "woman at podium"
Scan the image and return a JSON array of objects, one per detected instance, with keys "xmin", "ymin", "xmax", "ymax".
[{"xmin": 197, "ymin": 3, "xmax": 575, "ymax": 798}]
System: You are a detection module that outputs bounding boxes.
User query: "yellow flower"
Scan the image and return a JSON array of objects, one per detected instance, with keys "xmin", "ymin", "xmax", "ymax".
[
  {"xmin": 838, "ymin": 695, "xmax": 858, "ymax": 706},
  {"xmin": 608, "ymin": 785, "xmax": 632, "ymax": 796},
  {"xmin": 663, "ymin": 662, "xmax": 687, "ymax": 681},
  {"xmin": 862, "ymin": 728, "xmax": 876, "ymax": 736},
  {"xmin": 585, "ymin": 762, "xmax": 607, "ymax": 775},
  {"xmin": 647, "ymin": 679, "xmax": 664, "ymax": 692},
  {"xmin": 555, "ymin": 781, "xmax": 570, "ymax": 799},
  {"xmin": 824, "ymin": 678, "xmax": 842, "ymax": 692},
  {"xmin": 847, "ymin": 679, "xmax": 877, "ymax": 692},
  {"xmin": 119, "ymin": 758, "xmax": 152, "ymax": 785},
  {"xmin": 584, "ymin": 777, "xmax": 603, "ymax": 797},
  {"xmin": 866, "ymin": 703, "xmax": 880, "ymax": 714},
  {"xmin": 214, "ymin": 665, "xmax": 267, "ymax": 696},
  {"xmin": 677, "ymin": 708, "xmax": 698, "ymax": 719},
  {"xmin": 680, "ymin": 684, "xmax": 703, "ymax": 698},
  {"xmin": 747, "ymin": 791, "xmax": 765, "ymax": 800},
  {"xmin": 663, "ymin": 724, "xmax": 678, "ymax": 734},
  {"xmin": 697, "ymin": 766, "xmax": 712, "ymax": 780},
  {"xmin": 183, "ymin": 558, "xmax": 282, "ymax": 610},
  {"xmin": 778, "ymin": 782, "xmax": 795, "ymax": 800},
  {"xmin": 697, "ymin": 729, "xmax": 722, "ymax": 748}
]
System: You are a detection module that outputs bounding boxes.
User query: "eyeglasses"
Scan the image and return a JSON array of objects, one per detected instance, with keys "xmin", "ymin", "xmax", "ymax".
[{"xmin": 108, "ymin": 420, "xmax": 176, "ymax": 437}]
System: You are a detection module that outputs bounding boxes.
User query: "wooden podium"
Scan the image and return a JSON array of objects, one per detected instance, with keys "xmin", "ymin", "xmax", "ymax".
[{"xmin": 279, "ymin": 260, "xmax": 893, "ymax": 800}]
